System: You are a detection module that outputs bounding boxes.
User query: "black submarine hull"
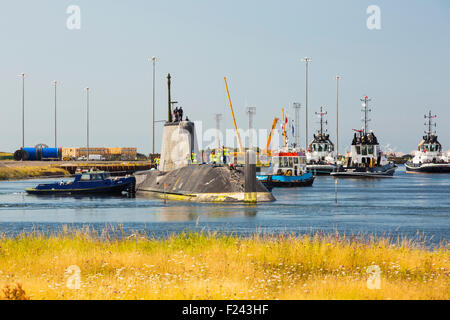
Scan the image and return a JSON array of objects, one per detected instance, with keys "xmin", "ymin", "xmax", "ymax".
[{"xmin": 134, "ymin": 164, "xmax": 275, "ymax": 203}]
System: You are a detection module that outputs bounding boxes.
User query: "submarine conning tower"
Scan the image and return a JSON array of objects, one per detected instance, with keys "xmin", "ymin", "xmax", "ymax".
[
  {"xmin": 159, "ymin": 121, "xmax": 199, "ymax": 172},
  {"xmin": 134, "ymin": 73, "xmax": 275, "ymax": 203},
  {"xmin": 160, "ymin": 73, "xmax": 199, "ymax": 172}
]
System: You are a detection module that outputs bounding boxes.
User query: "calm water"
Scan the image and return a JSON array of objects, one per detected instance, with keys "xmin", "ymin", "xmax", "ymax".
[{"xmin": 0, "ymin": 165, "xmax": 448, "ymax": 245}]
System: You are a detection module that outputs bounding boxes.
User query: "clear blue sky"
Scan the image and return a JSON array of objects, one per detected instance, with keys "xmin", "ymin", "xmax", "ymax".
[{"xmin": 1, "ymin": 0, "xmax": 449, "ymax": 154}]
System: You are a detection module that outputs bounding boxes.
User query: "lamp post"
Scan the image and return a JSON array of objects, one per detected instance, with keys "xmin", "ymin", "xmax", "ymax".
[
  {"xmin": 85, "ymin": 87, "xmax": 90, "ymax": 161},
  {"xmin": 20, "ymin": 73, "xmax": 25, "ymax": 148},
  {"xmin": 214, "ymin": 113, "xmax": 223, "ymax": 150},
  {"xmin": 246, "ymin": 107, "xmax": 256, "ymax": 149},
  {"xmin": 293, "ymin": 102, "xmax": 301, "ymax": 148},
  {"xmin": 335, "ymin": 75, "xmax": 341, "ymax": 157},
  {"xmin": 301, "ymin": 57, "xmax": 312, "ymax": 150},
  {"xmin": 149, "ymin": 56, "xmax": 158, "ymax": 154},
  {"xmin": 52, "ymin": 80, "xmax": 57, "ymax": 148}
]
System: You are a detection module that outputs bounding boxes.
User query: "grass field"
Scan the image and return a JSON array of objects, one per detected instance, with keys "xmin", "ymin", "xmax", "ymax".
[
  {"xmin": 0, "ymin": 165, "xmax": 69, "ymax": 180},
  {"xmin": 0, "ymin": 152, "xmax": 13, "ymax": 161},
  {"xmin": 0, "ymin": 229, "xmax": 448, "ymax": 300}
]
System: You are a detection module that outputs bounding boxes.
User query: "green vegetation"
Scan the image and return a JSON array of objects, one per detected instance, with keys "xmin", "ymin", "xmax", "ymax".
[
  {"xmin": 0, "ymin": 152, "xmax": 14, "ymax": 161},
  {"xmin": 0, "ymin": 229, "xmax": 448, "ymax": 300},
  {"xmin": 0, "ymin": 165, "xmax": 69, "ymax": 180}
]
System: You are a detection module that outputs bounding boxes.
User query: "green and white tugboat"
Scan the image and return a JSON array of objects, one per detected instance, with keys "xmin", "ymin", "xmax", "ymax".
[
  {"xmin": 331, "ymin": 96, "xmax": 396, "ymax": 178},
  {"xmin": 306, "ymin": 106, "xmax": 337, "ymax": 175},
  {"xmin": 405, "ymin": 111, "xmax": 450, "ymax": 173}
]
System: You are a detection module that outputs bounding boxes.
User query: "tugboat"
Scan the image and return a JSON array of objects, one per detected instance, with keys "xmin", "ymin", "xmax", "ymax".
[
  {"xmin": 405, "ymin": 111, "xmax": 450, "ymax": 173},
  {"xmin": 26, "ymin": 170, "xmax": 135, "ymax": 195},
  {"xmin": 306, "ymin": 107, "xmax": 337, "ymax": 175},
  {"xmin": 331, "ymin": 96, "xmax": 396, "ymax": 178},
  {"xmin": 257, "ymin": 149, "xmax": 315, "ymax": 188},
  {"xmin": 257, "ymin": 107, "xmax": 315, "ymax": 188}
]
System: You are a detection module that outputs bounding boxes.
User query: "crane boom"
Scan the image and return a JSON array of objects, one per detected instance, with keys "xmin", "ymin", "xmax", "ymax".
[
  {"xmin": 281, "ymin": 108, "xmax": 287, "ymax": 148},
  {"xmin": 263, "ymin": 117, "xmax": 279, "ymax": 155},
  {"xmin": 224, "ymin": 77, "xmax": 244, "ymax": 153}
]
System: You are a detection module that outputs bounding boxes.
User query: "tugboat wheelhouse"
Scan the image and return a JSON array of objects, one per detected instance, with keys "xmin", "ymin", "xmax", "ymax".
[
  {"xmin": 348, "ymin": 130, "xmax": 381, "ymax": 167},
  {"xmin": 277, "ymin": 154, "xmax": 306, "ymax": 169}
]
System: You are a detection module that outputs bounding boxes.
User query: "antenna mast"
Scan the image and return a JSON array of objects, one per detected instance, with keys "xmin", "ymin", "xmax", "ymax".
[
  {"xmin": 360, "ymin": 96, "xmax": 372, "ymax": 135},
  {"xmin": 167, "ymin": 73, "xmax": 172, "ymax": 122},
  {"xmin": 315, "ymin": 106, "xmax": 328, "ymax": 136},
  {"xmin": 424, "ymin": 110, "xmax": 437, "ymax": 137}
]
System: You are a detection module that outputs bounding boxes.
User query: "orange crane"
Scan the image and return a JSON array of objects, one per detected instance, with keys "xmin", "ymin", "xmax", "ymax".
[
  {"xmin": 281, "ymin": 108, "xmax": 287, "ymax": 148},
  {"xmin": 262, "ymin": 117, "xmax": 279, "ymax": 156},
  {"xmin": 224, "ymin": 77, "xmax": 244, "ymax": 153}
]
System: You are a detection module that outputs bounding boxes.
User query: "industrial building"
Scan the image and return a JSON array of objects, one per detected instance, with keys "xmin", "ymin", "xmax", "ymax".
[
  {"xmin": 67, "ymin": 147, "xmax": 138, "ymax": 161},
  {"xmin": 14, "ymin": 146, "xmax": 138, "ymax": 161}
]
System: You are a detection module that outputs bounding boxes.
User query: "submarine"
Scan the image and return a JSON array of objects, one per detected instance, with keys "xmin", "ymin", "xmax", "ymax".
[{"xmin": 134, "ymin": 74, "xmax": 275, "ymax": 203}]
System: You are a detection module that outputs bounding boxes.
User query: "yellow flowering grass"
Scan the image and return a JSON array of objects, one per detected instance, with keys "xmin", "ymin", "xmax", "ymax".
[
  {"xmin": 0, "ymin": 165, "xmax": 69, "ymax": 180},
  {"xmin": 0, "ymin": 228, "xmax": 448, "ymax": 300}
]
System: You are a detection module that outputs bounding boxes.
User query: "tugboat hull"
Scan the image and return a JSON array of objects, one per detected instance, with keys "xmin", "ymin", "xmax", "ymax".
[
  {"xmin": 26, "ymin": 174, "xmax": 136, "ymax": 195},
  {"xmin": 405, "ymin": 162, "xmax": 450, "ymax": 173},
  {"xmin": 257, "ymin": 172, "xmax": 315, "ymax": 188},
  {"xmin": 306, "ymin": 164, "xmax": 336, "ymax": 175},
  {"xmin": 331, "ymin": 164, "xmax": 396, "ymax": 178},
  {"xmin": 26, "ymin": 183, "xmax": 133, "ymax": 195}
]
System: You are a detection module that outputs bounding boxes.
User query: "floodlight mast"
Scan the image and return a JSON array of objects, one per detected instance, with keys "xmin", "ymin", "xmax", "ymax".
[
  {"xmin": 52, "ymin": 80, "xmax": 57, "ymax": 148},
  {"xmin": 301, "ymin": 57, "xmax": 312, "ymax": 149},
  {"xmin": 246, "ymin": 107, "xmax": 256, "ymax": 149},
  {"xmin": 20, "ymin": 73, "xmax": 26, "ymax": 148},
  {"xmin": 149, "ymin": 56, "xmax": 158, "ymax": 154},
  {"xmin": 214, "ymin": 113, "xmax": 223, "ymax": 149},
  {"xmin": 85, "ymin": 87, "xmax": 90, "ymax": 161},
  {"xmin": 335, "ymin": 75, "xmax": 341, "ymax": 156}
]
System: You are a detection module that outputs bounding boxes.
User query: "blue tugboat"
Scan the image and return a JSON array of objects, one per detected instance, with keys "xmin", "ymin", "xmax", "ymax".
[
  {"xmin": 26, "ymin": 170, "xmax": 135, "ymax": 195},
  {"xmin": 257, "ymin": 150, "xmax": 315, "ymax": 189}
]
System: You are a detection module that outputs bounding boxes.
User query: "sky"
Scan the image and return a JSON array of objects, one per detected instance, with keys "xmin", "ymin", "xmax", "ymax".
[{"xmin": 0, "ymin": 0, "xmax": 449, "ymax": 155}]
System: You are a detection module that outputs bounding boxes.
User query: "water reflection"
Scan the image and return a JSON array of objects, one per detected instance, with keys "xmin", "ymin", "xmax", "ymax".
[{"xmin": 145, "ymin": 204, "xmax": 259, "ymax": 222}]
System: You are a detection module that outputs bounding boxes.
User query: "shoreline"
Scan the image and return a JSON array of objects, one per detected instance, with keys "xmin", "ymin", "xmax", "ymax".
[
  {"xmin": 0, "ymin": 163, "xmax": 70, "ymax": 181},
  {"xmin": 0, "ymin": 160, "xmax": 152, "ymax": 181},
  {"xmin": 0, "ymin": 230, "xmax": 448, "ymax": 300}
]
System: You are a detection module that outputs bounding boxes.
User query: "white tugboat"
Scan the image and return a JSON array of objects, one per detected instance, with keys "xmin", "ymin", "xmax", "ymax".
[
  {"xmin": 331, "ymin": 96, "xmax": 396, "ymax": 178},
  {"xmin": 405, "ymin": 111, "xmax": 450, "ymax": 173},
  {"xmin": 306, "ymin": 107, "xmax": 337, "ymax": 175}
]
